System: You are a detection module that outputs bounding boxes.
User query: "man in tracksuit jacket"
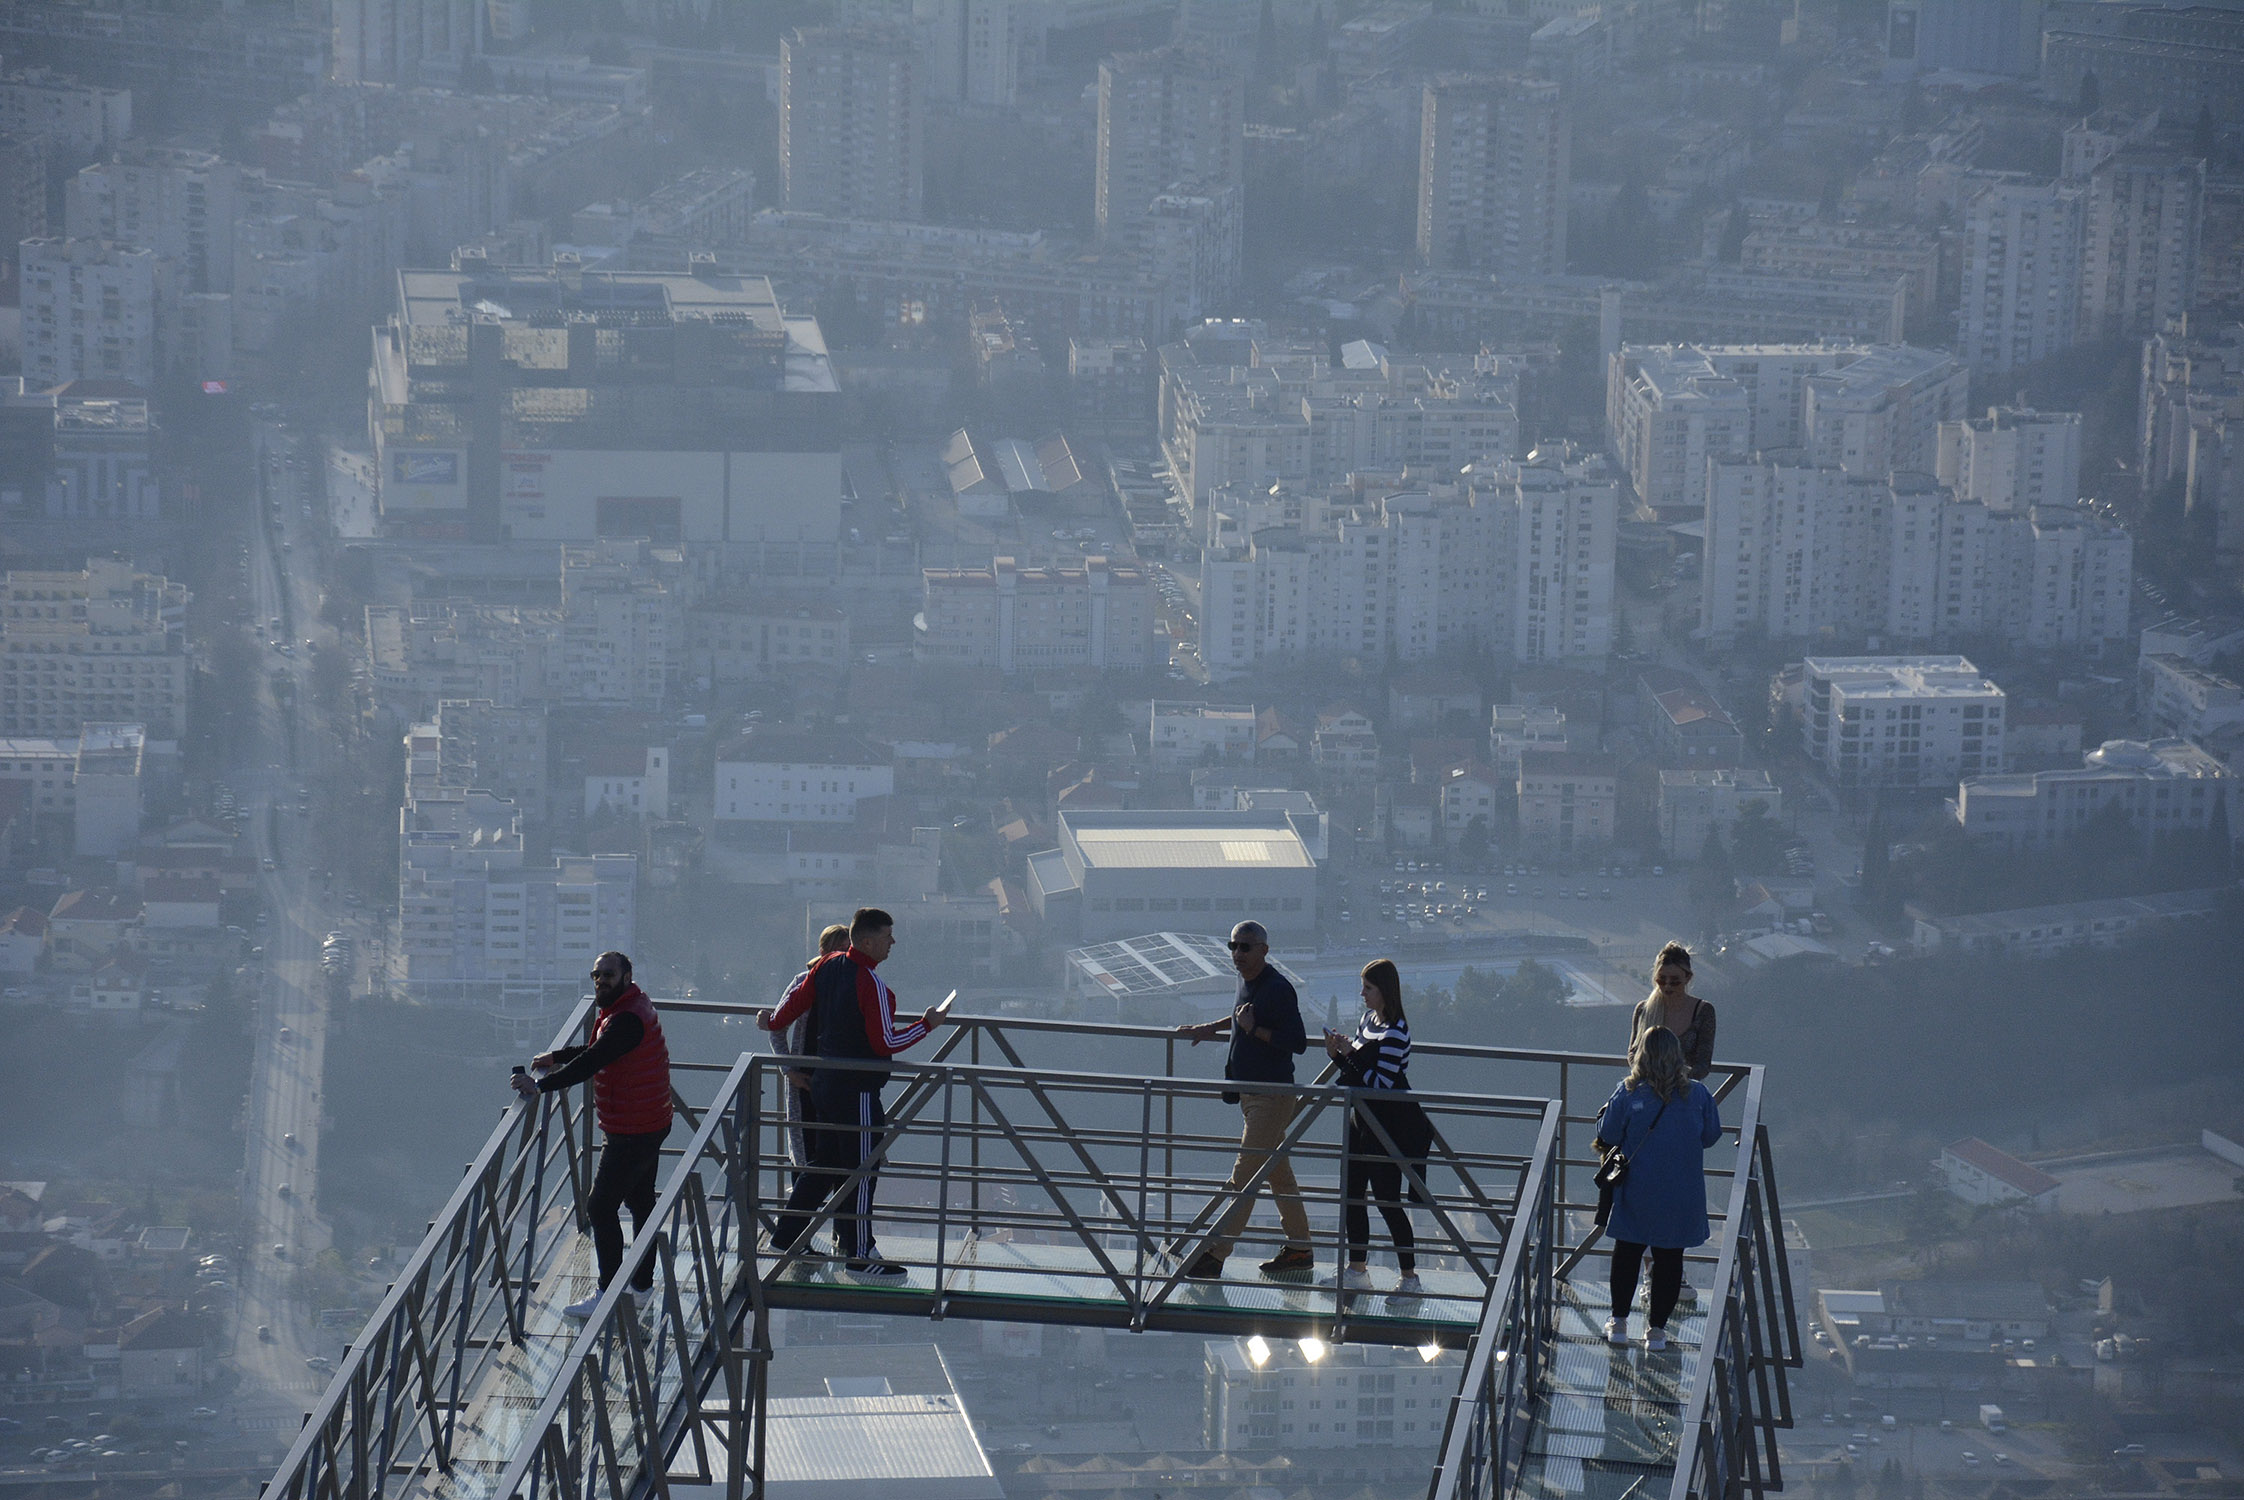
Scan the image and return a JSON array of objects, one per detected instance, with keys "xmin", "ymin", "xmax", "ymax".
[
  {"xmin": 759, "ymin": 908, "xmax": 939, "ymax": 1281},
  {"xmin": 512, "ymin": 951, "xmax": 670, "ymax": 1318}
]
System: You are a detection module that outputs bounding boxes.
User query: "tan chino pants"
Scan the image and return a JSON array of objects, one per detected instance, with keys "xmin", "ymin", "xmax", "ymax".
[{"xmin": 1206, "ymin": 1091, "xmax": 1311, "ymax": 1258}]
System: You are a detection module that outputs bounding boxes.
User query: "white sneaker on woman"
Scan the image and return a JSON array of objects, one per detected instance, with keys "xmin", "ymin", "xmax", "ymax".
[
  {"xmin": 1321, "ymin": 1266, "xmax": 1375, "ymax": 1291},
  {"xmin": 1388, "ymin": 1274, "xmax": 1427, "ymax": 1300},
  {"xmin": 1645, "ymin": 1327, "xmax": 1669, "ymax": 1353},
  {"xmin": 1604, "ymin": 1316, "xmax": 1629, "ymax": 1345}
]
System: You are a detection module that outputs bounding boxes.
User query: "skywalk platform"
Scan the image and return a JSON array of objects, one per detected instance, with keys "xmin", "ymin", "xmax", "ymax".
[{"xmin": 262, "ymin": 1004, "xmax": 1798, "ymax": 1500}]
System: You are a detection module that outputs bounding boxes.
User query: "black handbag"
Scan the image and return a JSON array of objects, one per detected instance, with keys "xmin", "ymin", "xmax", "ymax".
[{"xmin": 1593, "ymin": 1094, "xmax": 1669, "ymax": 1227}]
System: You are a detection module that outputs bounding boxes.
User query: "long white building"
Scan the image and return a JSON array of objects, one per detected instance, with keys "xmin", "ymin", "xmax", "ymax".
[
  {"xmin": 19, "ymin": 238, "xmax": 160, "ymax": 390},
  {"xmin": 1702, "ymin": 459, "xmax": 2130, "ymax": 653},
  {"xmin": 1605, "ymin": 342, "xmax": 1965, "ymax": 515},
  {"xmin": 1800, "ymin": 656, "xmax": 2007, "ymax": 788},
  {"xmin": 1198, "ymin": 444, "xmax": 1616, "ymax": 677},
  {"xmin": 1953, "ymin": 738, "xmax": 2235, "ymax": 851}
]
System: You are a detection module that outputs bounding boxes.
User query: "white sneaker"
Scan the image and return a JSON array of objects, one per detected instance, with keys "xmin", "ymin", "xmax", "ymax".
[
  {"xmin": 1388, "ymin": 1274, "xmax": 1426, "ymax": 1300},
  {"xmin": 1321, "ymin": 1266, "xmax": 1375, "ymax": 1291},
  {"xmin": 1646, "ymin": 1327, "xmax": 1668, "ymax": 1353},
  {"xmin": 561, "ymin": 1292, "xmax": 604, "ymax": 1319},
  {"xmin": 1604, "ymin": 1316, "xmax": 1629, "ymax": 1345}
]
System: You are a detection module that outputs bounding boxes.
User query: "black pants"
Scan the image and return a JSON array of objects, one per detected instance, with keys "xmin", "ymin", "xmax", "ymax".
[
  {"xmin": 771, "ymin": 1080, "xmax": 885, "ymax": 1259},
  {"xmin": 1609, "ymin": 1239, "xmax": 1685, "ymax": 1328},
  {"xmin": 1342, "ymin": 1122, "xmax": 1417, "ymax": 1274},
  {"xmin": 588, "ymin": 1127, "xmax": 669, "ymax": 1292}
]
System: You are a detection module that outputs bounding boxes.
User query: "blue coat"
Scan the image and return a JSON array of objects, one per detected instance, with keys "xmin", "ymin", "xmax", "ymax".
[{"xmin": 1595, "ymin": 1080, "xmax": 1722, "ymax": 1249}]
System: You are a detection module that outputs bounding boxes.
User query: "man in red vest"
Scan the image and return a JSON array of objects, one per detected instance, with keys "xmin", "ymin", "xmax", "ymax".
[{"xmin": 512, "ymin": 951, "xmax": 671, "ymax": 1318}]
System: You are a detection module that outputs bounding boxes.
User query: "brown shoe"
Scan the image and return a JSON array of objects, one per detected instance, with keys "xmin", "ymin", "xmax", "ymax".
[
  {"xmin": 1184, "ymin": 1253, "xmax": 1227, "ymax": 1281},
  {"xmin": 1259, "ymin": 1245, "xmax": 1315, "ymax": 1278}
]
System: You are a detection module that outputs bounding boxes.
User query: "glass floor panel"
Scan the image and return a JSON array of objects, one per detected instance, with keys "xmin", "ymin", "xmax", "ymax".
[{"xmin": 755, "ymin": 1233, "xmax": 1494, "ymax": 1332}]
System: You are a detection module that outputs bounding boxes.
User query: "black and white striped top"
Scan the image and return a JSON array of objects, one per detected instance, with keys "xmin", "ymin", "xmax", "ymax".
[{"xmin": 1336, "ymin": 1011, "xmax": 1411, "ymax": 1091}]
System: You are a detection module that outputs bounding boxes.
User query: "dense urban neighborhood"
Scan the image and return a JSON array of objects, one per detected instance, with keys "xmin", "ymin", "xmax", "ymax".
[{"xmin": 0, "ymin": 1, "xmax": 2241, "ymax": 1498}]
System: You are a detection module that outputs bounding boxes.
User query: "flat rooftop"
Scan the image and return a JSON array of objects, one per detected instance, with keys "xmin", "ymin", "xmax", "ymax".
[{"xmin": 1069, "ymin": 824, "xmax": 1314, "ymax": 870}]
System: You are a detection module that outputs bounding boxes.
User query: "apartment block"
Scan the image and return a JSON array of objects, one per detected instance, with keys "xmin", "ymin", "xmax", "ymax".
[
  {"xmin": 19, "ymin": 239, "xmax": 160, "ymax": 390},
  {"xmin": 1489, "ymin": 704, "xmax": 1569, "ymax": 776},
  {"xmin": 1162, "ymin": 341, "xmax": 1521, "ymax": 508},
  {"xmin": 1958, "ymin": 176, "xmax": 2085, "ymax": 377},
  {"xmin": 65, "ymin": 147, "xmax": 238, "ymax": 295},
  {"xmin": 2077, "ymin": 147, "xmax": 2204, "ymax": 344},
  {"xmin": 2138, "ymin": 653, "xmax": 2244, "ymax": 740},
  {"xmin": 1149, "ymin": 702, "xmax": 1258, "ymax": 769},
  {"xmin": 0, "ymin": 721, "xmax": 146, "ymax": 858},
  {"xmin": 715, "ymin": 732, "xmax": 894, "ymax": 823},
  {"xmin": 1800, "ymin": 656, "xmax": 2005, "ymax": 789},
  {"xmin": 1659, "ymin": 767, "xmax": 1781, "ymax": 861},
  {"xmin": 1517, "ymin": 751, "xmax": 1619, "ymax": 854},
  {"xmin": 332, "ymin": 0, "xmax": 478, "ymax": 87},
  {"xmin": 1416, "ymin": 74, "xmax": 1568, "ymax": 277},
  {"xmin": 0, "ymin": 68, "xmax": 131, "ymax": 154},
  {"xmin": 1954, "ymin": 738, "xmax": 2235, "ymax": 851},
  {"xmin": 1800, "ymin": 344, "xmax": 1971, "ymax": 480},
  {"xmin": 687, "ymin": 600, "xmax": 849, "ymax": 684},
  {"xmin": 1203, "ymin": 1336, "xmax": 1455, "ymax": 1451},
  {"xmin": 1702, "ymin": 459, "xmax": 2130, "ymax": 653},
  {"xmin": 1936, "ymin": 407, "xmax": 2083, "ymax": 512},
  {"xmin": 780, "ymin": 24, "xmax": 925, "ymax": 221},
  {"xmin": 364, "ymin": 603, "xmax": 562, "ymax": 716},
  {"xmin": 1198, "ymin": 446, "xmax": 1614, "ymax": 677},
  {"xmin": 1605, "ymin": 342, "xmax": 1963, "ymax": 517},
  {"xmin": 1739, "ymin": 221, "xmax": 1941, "ymax": 324},
  {"xmin": 432, "ymin": 698, "xmax": 550, "ymax": 820},
  {"xmin": 558, "ymin": 541, "xmax": 683, "ymax": 711},
  {"xmin": 0, "ymin": 560, "xmax": 187, "ymax": 740},
  {"xmin": 1096, "ymin": 45, "xmax": 1244, "ymax": 245},
  {"xmin": 46, "ymin": 389, "xmax": 162, "ymax": 521},
  {"xmin": 2139, "ymin": 318, "xmax": 2244, "ymax": 561},
  {"xmin": 2041, "ymin": 4, "xmax": 2244, "ymax": 125},
  {"xmin": 916, "ymin": 557, "xmax": 1156, "ymax": 674},
  {"xmin": 399, "ymin": 787, "xmax": 635, "ymax": 1032}
]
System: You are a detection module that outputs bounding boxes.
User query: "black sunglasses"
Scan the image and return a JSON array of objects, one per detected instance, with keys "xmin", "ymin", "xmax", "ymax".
[{"xmin": 1227, "ymin": 940, "xmax": 1262, "ymax": 951}]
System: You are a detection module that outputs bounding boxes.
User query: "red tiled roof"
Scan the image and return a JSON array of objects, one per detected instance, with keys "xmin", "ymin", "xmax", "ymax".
[{"xmin": 1944, "ymin": 1137, "xmax": 2061, "ymax": 1198}]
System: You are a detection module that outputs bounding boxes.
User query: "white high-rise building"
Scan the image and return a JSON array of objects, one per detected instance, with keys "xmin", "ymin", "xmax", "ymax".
[
  {"xmin": 65, "ymin": 147, "xmax": 239, "ymax": 295},
  {"xmin": 19, "ymin": 238, "xmax": 160, "ymax": 390},
  {"xmin": 1936, "ymin": 407, "xmax": 2084, "ymax": 512},
  {"xmin": 1958, "ymin": 175, "xmax": 2085, "ymax": 377},
  {"xmin": 1197, "ymin": 445, "xmax": 1615, "ymax": 677},
  {"xmin": 917, "ymin": 0, "xmax": 1018, "ymax": 106},
  {"xmin": 1702, "ymin": 459, "xmax": 2130, "ymax": 653},
  {"xmin": 780, "ymin": 24, "xmax": 926, "ymax": 221},
  {"xmin": 2079, "ymin": 151, "xmax": 2204, "ymax": 343},
  {"xmin": 2139, "ymin": 318, "xmax": 2244, "ymax": 562},
  {"xmin": 398, "ymin": 784, "xmax": 637, "ymax": 1034},
  {"xmin": 1416, "ymin": 74, "xmax": 1569, "ymax": 276},
  {"xmin": 0, "ymin": 68, "xmax": 131, "ymax": 154},
  {"xmin": 1606, "ymin": 343, "xmax": 1964, "ymax": 516},
  {"xmin": 1095, "ymin": 45, "xmax": 1244, "ymax": 245}
]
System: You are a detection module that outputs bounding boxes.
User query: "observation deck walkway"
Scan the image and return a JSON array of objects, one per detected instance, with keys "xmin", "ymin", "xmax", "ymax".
[{"xmin": 262, "ymin": 1000, "xmax": 1796, "ymax": 1500}]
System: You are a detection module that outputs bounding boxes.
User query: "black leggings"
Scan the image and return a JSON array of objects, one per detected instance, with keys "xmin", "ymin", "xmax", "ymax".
[
  {"xmin": 1342, "ymin": 1124, "xmax": 1416, "ymax": 1274},
  {"xmin": 1609, "ymin": 1240, "xmax": 1685, "ymax": 1328}
]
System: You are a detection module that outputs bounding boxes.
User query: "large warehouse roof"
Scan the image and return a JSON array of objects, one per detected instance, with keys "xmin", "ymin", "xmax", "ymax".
[{"xmin": 1067, "ymin": 824, "xmax": 1315, "ymax": 870}]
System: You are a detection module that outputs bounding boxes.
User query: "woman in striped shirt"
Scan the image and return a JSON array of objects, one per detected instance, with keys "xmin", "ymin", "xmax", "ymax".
[{"xmin": 1322, "ymin": 958, "xmax": 1430, "ymax": 1297}]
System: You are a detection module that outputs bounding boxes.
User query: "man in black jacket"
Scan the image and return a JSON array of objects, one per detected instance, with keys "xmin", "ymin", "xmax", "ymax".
[{"xmin": 1177, "ymin": 921, "xmax": 1311, "ymax": 1279}]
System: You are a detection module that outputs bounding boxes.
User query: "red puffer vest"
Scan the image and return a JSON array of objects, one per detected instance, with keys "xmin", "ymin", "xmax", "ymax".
[{"xmin": 591, "ymin": 986, "xmax": 672, "ymax": 1136}]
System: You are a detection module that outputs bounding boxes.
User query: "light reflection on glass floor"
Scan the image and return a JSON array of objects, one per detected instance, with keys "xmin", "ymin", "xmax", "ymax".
[
  {"xmin": 1509, "ymin": 1278, "xmax": 1709, "ymax": 1500},
  {"xmin": 756, "ymin": 1233, "xmax": 1494, "ymax": 1335},
  {"xmin": 410, "ymin": 1220, "xmax": 736, "ymax": 1500}
]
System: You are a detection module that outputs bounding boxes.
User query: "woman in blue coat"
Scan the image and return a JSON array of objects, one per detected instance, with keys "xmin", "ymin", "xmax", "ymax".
[{"xmin": 1594, "ymin": 1026, "xmax": 1723, "ymax": 1351}]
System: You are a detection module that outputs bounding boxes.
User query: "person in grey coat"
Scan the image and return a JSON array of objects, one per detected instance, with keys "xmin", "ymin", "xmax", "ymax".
[{"xmin": 1594, "ymin": 1025, "xmax": 1723, "ymax": 1352}]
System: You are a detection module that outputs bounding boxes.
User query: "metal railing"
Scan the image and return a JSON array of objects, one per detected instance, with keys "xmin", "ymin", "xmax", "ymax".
[
  {"xmin": 262, "ymin": 1001, "xmax": 1794, "ymax": 1500},
  {"xmin": 1422, "ymin": 1054, "xmax": 1800, "ymax": 1500}
]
